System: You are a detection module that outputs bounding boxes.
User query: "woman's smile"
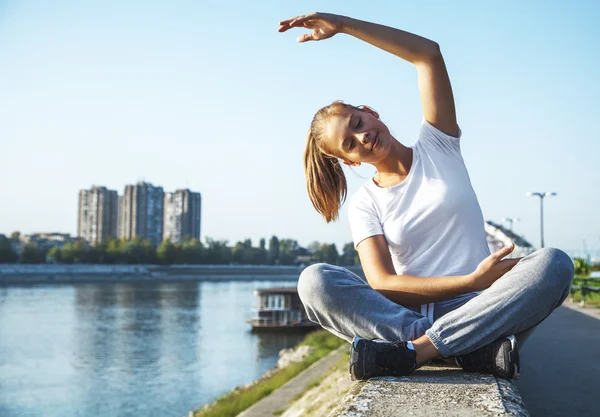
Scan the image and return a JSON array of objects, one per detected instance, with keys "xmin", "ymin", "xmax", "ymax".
[{"xmin": 371, "ymin": 132, "xmax": 379, "ymax": 151}]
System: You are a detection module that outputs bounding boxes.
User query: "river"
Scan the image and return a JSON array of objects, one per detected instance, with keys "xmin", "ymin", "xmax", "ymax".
[{"xmin": 0, "ymin": 279, "xmax": 307, "ymax": 417}]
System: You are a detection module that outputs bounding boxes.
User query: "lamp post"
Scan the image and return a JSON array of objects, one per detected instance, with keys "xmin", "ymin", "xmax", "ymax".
[
  {"xmin": 526, "ymin": 192, "xmax": 556, "ymax": 249},
  {"xmin": 501, "ymin": 217, "xmax": 520, "ymax": 233}
]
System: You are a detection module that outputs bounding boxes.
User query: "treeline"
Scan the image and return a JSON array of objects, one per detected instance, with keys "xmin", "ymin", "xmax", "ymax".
[{"xmin": 0, "ymin": 234, "xmax": 359, "ymax": 266}]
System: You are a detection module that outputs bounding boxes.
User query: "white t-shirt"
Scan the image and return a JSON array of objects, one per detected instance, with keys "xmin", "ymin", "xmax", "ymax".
[{"xmin": 347, "ymin": 119, "xmax": 490, "ymax": 323}]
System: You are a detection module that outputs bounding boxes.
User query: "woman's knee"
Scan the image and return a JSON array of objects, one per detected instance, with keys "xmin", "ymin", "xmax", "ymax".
[
  {"xmin": 297, "ymin": 263, "xmax": 333, "ymax": 308},
  {"xmin": 537, "ymin": 248, "xmax": 574, "ymax": 275},
  {"xmin": 536, "ymin": 247, "xmax": 575, "ymax": 287}
]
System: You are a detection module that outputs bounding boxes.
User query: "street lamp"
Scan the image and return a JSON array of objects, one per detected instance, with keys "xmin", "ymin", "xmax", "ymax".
[
  {"xmin": 501, "ymin": 217, "xmax": 520, "ymax": 232},
  {"xmin": 526, "ymin": 192, "xmax": 557, "ymax": 249}
]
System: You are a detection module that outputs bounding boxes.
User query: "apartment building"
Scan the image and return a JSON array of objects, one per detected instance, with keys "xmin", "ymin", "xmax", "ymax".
[
  {"xmin": 118, "ymin": 182, "xmax": 165, "ymax": 247},
  {"xmin": 163, "ymin": 189, "xmax": 201, "ymax": 243},
  {"xmin": 78, "ymin": 186, "xmax": 119, "ymax": 245}
]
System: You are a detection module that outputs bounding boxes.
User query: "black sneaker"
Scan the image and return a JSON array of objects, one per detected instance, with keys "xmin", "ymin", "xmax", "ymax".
[
  {"xmin": 349, "ymin": 336, "xmax": 417, "ymax": 381},
  {"xmin": 456, "ymin": 335, "xmax": 520, "ymax": 379}
]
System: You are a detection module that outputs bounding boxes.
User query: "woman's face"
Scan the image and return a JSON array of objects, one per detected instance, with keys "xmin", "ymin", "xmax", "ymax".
[{"xmin": 320, "ymin": 106, "xmax": 391, "ymax": 166}]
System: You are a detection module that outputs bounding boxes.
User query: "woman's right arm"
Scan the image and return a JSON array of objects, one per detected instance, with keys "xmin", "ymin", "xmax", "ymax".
[
  {"xmin": 358, "ymin": 235, "xmax": 521, "ymax": 305},
  {"xmin": 278, "ymin": 12, "xmax": 458, "ymax": 138}
]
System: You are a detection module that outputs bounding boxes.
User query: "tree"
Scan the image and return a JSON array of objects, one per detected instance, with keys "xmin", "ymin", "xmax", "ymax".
[
  {"xmin": 307, "ymin": 241, "xmax": 329, "ymax": 263},
  {"xmin": 255, "ymin": 245, "xmax": 268, "ymax": 265},
  {"xmin": 204, "ymin": 237, "xmax": 232, "ymax": 264},
  {"xmin": 47, "ymin": 246, "xmax": 60, "ymax": 263},
  {"xmin": 73, "ymin": 239, "xmax": 89, "ymax": 263},
  {"xmin": 122, "ymin": 237, "xmax": 151, "ymax": 264},
  {"xmin": 157, "ymin": 239, "xmax": 178, "ymax": 265},
  {"xmin": 256, "ymin": 238, "xmax": 268, "ymax": 265},
  {"xmin": 141, "ymin": 239, "xmax": 156, "ymax": 264},
  {"xmin": 574, "ymin": 257, "xmax": 591, "ymax": 276},
  {"xmin": 10, "ymin": 231, "xmax": 20, "ymax": 240},
  {"xmin": 232, "ymin": 239, "xmax": 267, "ymax": 265},
  {"xmin": 21, "ymin": 243, "xmax": 45, "ymax": 264},
  {"xmin": 0, "ymin": 235, "xmax": 18, "ymax": 263},
  {"xmin": 323, "ymin": 243, "xmax": 339, "ymax": 264},
  {"xmin": 232, "ymin": 241, "xmax": 247, "ymax": 264},
  {"xmin": 339, "ymin": 242, "xmax": 358, "ymax": 266},
  {"xmin": 105, "ymin": 237, "xmax": 124, "ymax": 264},
  {"xmin": 279, "ymin": 239, "xmax": 301, "ymax": 265},
  {"xmin": 268, "ymin": 236, "xmax": 280, "ymax": 265},
  {"xmin": 88, "ymin": 243, "xmax": 106, "ymax": 264},
  {"xmin": 307, "ymin": 241, "xmax": 321, "ymax": 257},
  {"xmin": 60, "ymin": 242, "xmax": 77, "ymax": 264},
  {"xmin": 180, "ymin": 238, "xmax": 203, "ymax": 264}
]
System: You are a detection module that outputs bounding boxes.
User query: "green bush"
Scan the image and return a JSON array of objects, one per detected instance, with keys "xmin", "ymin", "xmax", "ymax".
[{"xmin": 574, "ymin": 258, "xmax": 591, "ymax": 276}]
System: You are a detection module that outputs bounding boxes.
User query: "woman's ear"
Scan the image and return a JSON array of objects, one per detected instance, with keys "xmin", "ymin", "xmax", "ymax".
[{"xmin": 359, "ymin": 105, "xmax": 379, "ymax": 119}]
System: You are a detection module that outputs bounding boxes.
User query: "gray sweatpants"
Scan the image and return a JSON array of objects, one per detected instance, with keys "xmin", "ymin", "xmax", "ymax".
[{"xmin": 297, "ymin": 248, "xmax": 574, "ymax": 357}]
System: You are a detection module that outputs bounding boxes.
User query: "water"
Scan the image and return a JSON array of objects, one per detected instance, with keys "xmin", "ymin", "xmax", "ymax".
[{"xmin": 0, "ymin": 279, "xmax": 306, "ymax": 417}]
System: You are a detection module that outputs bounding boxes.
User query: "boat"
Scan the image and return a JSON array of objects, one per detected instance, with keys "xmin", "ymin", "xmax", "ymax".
[{"xmin": 248, "ymin": 287, "xmax": 320, "ymax": 332}]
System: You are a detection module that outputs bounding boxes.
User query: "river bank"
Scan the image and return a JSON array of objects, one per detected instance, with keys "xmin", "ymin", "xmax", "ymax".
[
  {"xmin": 191, "ymin": 330, "xmax": 346, "ymax": 417},
  {"xmin": 0, "ymin": 264, "xmax": 364, "ymax": 285}
]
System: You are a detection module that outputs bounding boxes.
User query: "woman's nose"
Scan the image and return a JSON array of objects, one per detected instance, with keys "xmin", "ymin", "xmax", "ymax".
[{"xmin": 360, "ymin": 132, "xmax": 370, "ymax": 144}]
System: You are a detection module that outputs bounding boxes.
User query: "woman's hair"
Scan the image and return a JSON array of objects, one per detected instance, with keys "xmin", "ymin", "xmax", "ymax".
[{"xmin": 303, "ymin": 100, "xmax": 357, "ymax": 223}]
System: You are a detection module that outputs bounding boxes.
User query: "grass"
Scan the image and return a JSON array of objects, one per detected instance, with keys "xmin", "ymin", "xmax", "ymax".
[
  {"xmin": 192, "ymin": 330, "xmax": 345, "ymax": 417},
  {"xmin": 569, "ymin": 293, "xmax": 600, "ymax": 307},
  {"xmin": 570, "ymin": 275, "xmax": 600, "ymax": 307}
]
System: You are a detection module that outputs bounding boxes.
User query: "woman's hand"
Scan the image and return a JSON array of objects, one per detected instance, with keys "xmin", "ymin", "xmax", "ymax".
[
  {"xmin": 466, "ymin": 243, "xmax": 522, "ymax": 291},
  {"xmin": 278, "ymin": 12, "xmax": 346, "ymax": 42}
]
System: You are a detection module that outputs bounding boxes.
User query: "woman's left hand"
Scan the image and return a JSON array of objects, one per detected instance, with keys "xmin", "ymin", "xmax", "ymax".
[{"xmin": 278, "ymin": 12, "xmax": 346, "ymax": 42}]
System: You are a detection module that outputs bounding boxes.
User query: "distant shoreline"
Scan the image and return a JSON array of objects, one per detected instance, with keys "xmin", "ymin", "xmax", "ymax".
[{"xmin": 0, "ymin": 264, "xmax": 364, "ymax": 286}]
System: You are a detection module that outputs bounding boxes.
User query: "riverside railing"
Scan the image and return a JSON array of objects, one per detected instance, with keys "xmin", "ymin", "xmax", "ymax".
[{"xmin": 570, "ymin": 275, "xmax": 600, "ymax": 306}]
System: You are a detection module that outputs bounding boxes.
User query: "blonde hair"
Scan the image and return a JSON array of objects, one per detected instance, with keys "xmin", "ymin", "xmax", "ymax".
[{"xmin": 303, "ymin": 101, "xmax": 356, "ymax": 223}]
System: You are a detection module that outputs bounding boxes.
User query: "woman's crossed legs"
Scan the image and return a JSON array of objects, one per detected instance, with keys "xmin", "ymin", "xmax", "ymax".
[{"xmin": 298, "ymin": 248, "xmax": 574, "ymax": 369}]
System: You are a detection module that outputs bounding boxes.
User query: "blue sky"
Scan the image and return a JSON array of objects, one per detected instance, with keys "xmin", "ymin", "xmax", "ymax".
[{"xmin": 1, "ymin": 0, "xmax": 599, "ymax": 256}]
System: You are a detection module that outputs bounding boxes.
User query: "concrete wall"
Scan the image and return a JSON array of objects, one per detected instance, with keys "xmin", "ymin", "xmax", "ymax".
[{"xmin": 0, "ymin": 264, "xmax": 365, "ymax": 285}]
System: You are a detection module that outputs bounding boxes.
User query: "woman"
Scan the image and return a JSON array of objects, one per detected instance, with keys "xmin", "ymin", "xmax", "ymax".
[{"xmin": 278, "ymin": 12, "xmax": 574, "ymax": 381}]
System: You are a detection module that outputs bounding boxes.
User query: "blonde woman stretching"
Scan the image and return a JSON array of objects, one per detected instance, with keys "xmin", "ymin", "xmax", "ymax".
[{"xmin": 278, "ymin": 12, "xmax": 574, "ymax": 381}]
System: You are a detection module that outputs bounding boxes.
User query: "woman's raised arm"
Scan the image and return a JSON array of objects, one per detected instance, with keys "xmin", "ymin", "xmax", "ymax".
[{"xmin": 278, "ymin": 12, "xmax": 458, "ymax": 137}]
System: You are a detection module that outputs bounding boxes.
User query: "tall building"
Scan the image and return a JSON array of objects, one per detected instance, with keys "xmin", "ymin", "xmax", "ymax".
[
  {"xmin": 118, "ymin": 182, "xmax": 165, "ymax": 246},
  {"xmin": 78, "ymin": 186, "xmax": 119, "ymax": 245},
  {"xmin": 163, "ymin": 189, "xmax": 201, "ymax": 244}
]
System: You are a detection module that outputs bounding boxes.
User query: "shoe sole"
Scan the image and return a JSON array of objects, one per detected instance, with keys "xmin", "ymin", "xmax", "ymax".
[
  {"xmin": 349, "ymin": 336, "xmax": 366, "ymax": 381},
  {"xmin": 506, "ymin": 335, "xmax": 520, "ymax": 380}
]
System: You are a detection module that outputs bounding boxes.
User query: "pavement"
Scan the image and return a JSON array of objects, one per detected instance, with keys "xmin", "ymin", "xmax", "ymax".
[{"xmin": 515, "ymin": 303, "xmax": 600, "ymax": 417}]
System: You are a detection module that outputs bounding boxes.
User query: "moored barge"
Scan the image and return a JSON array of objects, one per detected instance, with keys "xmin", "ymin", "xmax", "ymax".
[{"xmin": 249, "ymin": 287, "xmax": 319, "ymax": 331}]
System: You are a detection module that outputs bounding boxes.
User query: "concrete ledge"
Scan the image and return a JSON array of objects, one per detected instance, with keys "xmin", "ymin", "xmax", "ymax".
[
  {"xmin": 328, "ymin": 365, "xmax": 529, "ymax": 417},
  {"xmin": 0, "ymin": 264, "xmax": 365, "ymax": 285}
]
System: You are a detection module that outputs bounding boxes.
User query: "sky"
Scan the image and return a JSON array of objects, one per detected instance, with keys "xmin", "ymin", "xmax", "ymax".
[{"xmin": 1, "ymin": 0, "xmax": 599, "ymax": 257}]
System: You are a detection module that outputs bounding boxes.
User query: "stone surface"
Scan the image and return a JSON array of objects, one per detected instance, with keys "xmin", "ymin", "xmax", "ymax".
[
  {"xmin": 277, "ymin": 345, "xmax": 315, "ymax": 369},
  {"xmin": 328, "ymin": 365, "xmax": 529, "ymax": 417},
  {"xmin": 281, "ymin": 361, "xmax": 354, "ymax": 417}
]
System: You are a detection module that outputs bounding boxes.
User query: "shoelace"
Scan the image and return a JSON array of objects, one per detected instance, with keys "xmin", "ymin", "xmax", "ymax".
[
  {"xmin": 460, "ymin": 345, "xmax": 493, "ymax": 371},
  {"xmin": 376, "ymin": 342, "xmax": 406, "ymax": 371}
]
